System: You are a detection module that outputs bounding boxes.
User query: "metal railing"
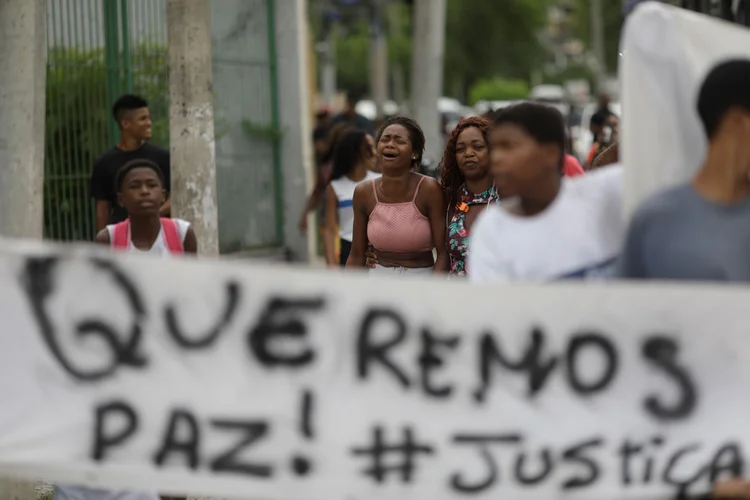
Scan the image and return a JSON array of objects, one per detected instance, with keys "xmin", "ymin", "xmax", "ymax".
[{"xmin": 44, "ymin": 0, "xmax": 284, "ymax": 253}]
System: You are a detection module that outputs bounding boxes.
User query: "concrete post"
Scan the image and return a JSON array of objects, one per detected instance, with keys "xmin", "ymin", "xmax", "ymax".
[
  {"xmin": 274, "ymin": 0, "xmax": 314, "ymax": 262},
  {"xmin": 320, "ymin": 30, "xmax": 337, "ymax": 108},
  {"xmin": 370, "ymin": 0, "xmax": 388, "ymax": 119},
  {"xmin": 166, "ymin": 0, "xmax": 220, "ymax": 256},
  {"xmin": 0, "ymin": 3, "xmax": 47, "ymax": 497},
  {"xmin": 591, "ymin": 0, "xmax": 607, "ymax": 87},
  {"xmin": 0, "ymin": 0, "xmax": 47, "ymax": 241},
  {"xmin": 410, "ymin": 0, "xmax": 447, "ymax": 163}
]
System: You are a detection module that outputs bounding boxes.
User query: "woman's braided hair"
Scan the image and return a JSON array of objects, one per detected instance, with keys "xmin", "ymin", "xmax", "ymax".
[{"xmin": 439, "ymin": 116, "xmax": 492, "ymax": 211}]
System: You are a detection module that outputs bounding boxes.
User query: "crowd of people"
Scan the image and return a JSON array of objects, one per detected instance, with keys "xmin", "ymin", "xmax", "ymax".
[
  {"xmin": 300, "ymin": 58, "xmax": 750, "ymax": 291},
  {"xmin": 302, "ymin": 91, "xmax": 614, "ymax": 278},
  {"xmin": 67, "ymin": 54, "xmax": 750, "ymax": 499}
]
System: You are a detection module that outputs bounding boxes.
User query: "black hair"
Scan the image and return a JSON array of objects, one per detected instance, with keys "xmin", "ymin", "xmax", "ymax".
[
  {"xmin": 345, "ymin": 89, "xmax": 362, "ymax": 106},
  {"xmin": 112, "ymin": 94, "xmax": 148, "ymax": 127},
  {"xmin": 320, "ymin": 122, "xmax": 354, "ymax": 165},
  {"xmin": 493, "ymin": 102, "xmax": 566, "ymax": 170},
  {"xmin": 313, "ymin": 124, "xmax": 329, "ymax": 142},
  {"xmin": 330, "ymin": 129, "xmax": 371, "ymax": 181},
  {"xmin": 376, "ymin": 116, "xmax": 426, "ymax": 169},
  {"xmin": 115, "ymin": 158, "xmax": 165, "ymax": 193},
  {"xmin": 590, "ymin": 113, "xmax": 607, "ymax": 128},
  {"xmin": 697, "ymin": 59, "xmax": 750, "ymax": 140}
]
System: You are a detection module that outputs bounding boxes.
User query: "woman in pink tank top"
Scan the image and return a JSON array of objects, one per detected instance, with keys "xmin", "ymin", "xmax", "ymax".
[
  {"xmin": 346, "ymin": 117, "xmax": 448, "ymax": 273},
  {"xmin": 365, "ymin": 116, "xmax": 498, "ymax": 278}
]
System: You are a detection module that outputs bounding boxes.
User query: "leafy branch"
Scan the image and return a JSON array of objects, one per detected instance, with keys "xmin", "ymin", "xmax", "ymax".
[{"xmin": 241, "ymin": 120, "xmax": 284, "ymax": 142}]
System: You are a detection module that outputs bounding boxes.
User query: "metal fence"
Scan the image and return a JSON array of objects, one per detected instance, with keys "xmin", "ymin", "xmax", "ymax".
[
  {"xmin": 44, "ymin": 0, "xmax": 283, "ymax": 251},
  {"xmin": 211, "ymin": 0, "xmax": 284, "ymax": 252}
]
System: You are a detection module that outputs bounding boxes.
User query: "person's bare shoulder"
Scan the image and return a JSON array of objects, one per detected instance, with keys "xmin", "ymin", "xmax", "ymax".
[
  {"xmin": 353, "ymin": 179, "xmax": 376, "ymax": 209},
  {"xmin": 94, "ymin": 228, "xmax": 110, "ymax": 245},
  {"xmin": 416, "ymin": 174, "xmax": 442, "ymax": 196}
]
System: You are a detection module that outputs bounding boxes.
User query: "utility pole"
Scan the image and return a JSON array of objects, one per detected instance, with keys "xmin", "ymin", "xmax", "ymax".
[
  {"xmin": 318, "ymin": 1, "xmax": 337, "ymax": 107},
  {"xmin": 166, "ymin": 0, "xmax": 220, "ymax": 256},
  {"xmin": 370, "ymin": 0, "xmax": 388, "ymax": 119},
  {"xmin": 590, "ymin": 0, "xmax": 607, "ymax": 90},
  {"xmin": 320, "ymin": 30, "xmax": 337, "ymax": 107},
  {"xmin": 410, "ymin": 0, "xmax": 446, "ymax": 163},
  {"xmin": 0, "ymin": 1, "xmax": 46, "ymax": 499},
  {"xmin": 387, "ymin": 3, "xmax": 406, "ymax": 105},
  {"xmin": 0, "ymin": 0, "xmax": 47, "ymax": 242}
]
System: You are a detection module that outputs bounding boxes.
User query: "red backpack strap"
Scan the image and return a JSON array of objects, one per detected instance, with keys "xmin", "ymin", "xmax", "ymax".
[
  {"xmin": 112, "ymin": 220, "xmax": 131, "ymax": 250},
  {"xmin": 160, "ymin": 218, "xmax": 184, "ymax": 254}
]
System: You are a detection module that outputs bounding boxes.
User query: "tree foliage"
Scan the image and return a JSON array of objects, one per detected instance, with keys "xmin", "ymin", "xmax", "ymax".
[
  {"xmin": 45, "ymin": 44, "xmax": 169, "ymax": 241},
  {"xmin": 314, "ymin": 0, "xmax": 552, "ymax": 102},
  {"xmin": 568, "ymin": 0, "xmax": 624, "ymax": 75},
  {"xmin": 332, "ymin": 2, "xmax": 412, "ymax": 96},
  {"xmin": 468, "ymin": 78, "xmax": 530, "ymax": 104},
  {"xmin": 443, "ymin": 0, "xmax": 553, "ymax": 100}
]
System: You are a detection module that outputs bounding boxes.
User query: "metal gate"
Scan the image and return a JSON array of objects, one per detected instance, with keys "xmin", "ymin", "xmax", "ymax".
[{"xmin": 44, "ymin": 0, "xmax": 283, "ymax": 251}]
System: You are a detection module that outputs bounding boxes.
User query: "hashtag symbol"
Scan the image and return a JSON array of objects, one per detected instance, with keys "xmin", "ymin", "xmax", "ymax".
[{"xmin": 351, "ymin": 426, "xmax": 435, "ymax": 484}]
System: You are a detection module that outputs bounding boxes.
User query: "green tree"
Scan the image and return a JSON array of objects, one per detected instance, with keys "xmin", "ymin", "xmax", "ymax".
[
  {"xmin": 44, "ymin": 44, "xmax": 169, "ymax": 242},
  {"xmin": 443, "ymin": 0, "xmax": 553, "ymax": 100},
  {"xmin": 306, "ymin": 0, "xmax": 412, "ymax": 97},
  {"xmin": 314, "ymin": 0, "xmax": 552, "ymax": 102},
  {"xmin": 568, "ymin": 0, "xmax": 624, "ymax": 75},
  {"xmin": 468, "ymin": 77, "xmax": 530, "ymax": 104},
  {"xmin": 334, "ymin": 20, "xmax": 371, "ymax": 95}
]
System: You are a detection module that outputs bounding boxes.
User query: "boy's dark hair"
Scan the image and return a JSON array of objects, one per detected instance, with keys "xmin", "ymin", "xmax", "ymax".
[
  {"xmin": 376, "ymin": 116, "xmax": 426, "ymax": 169},
  {"xmin": 493, "ymin": 102, "xmax": 566, "ymax": 170},
  {"xmin": 330, "ymin": 129, "xmax": 371, "ymax": 181},
  {"xmin": 115, "ymin": 159, "xmax": 165, "ymax": 192},
  {"xmin": 112, "ymin": 94, "xmax": 148, "ymax": 126},
  {"xmin": 697, "ymin": 59, "xmax": 750, "ymax": 140}
]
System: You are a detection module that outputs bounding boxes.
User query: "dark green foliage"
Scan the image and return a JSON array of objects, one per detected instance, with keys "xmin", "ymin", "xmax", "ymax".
[{"xmin": 44, "ymin": 44, "xmax": 169, "ymax": 241}]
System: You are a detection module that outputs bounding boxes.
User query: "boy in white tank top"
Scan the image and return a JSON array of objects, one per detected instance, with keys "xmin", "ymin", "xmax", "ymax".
[{"xmin": 94, "ymin": 159, "xmax": 196, "ymax": 256}]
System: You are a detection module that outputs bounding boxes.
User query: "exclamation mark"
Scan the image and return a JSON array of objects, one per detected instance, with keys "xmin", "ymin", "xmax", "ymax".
[
  {"xmin": 301, "ymin": 389, "xmax": 314, "ymax": 439},
  {"xmin": 291, "ymin": 389, "xmax": 314, "ymax": 477}
]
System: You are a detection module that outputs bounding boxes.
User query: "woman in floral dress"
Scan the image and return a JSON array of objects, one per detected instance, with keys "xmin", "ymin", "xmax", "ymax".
[
  {"xmin": 366, "ymin": 116, "xmax": 497, "ymax": 277},
  {"xmin": 440, "ymin": 116, "xmax": 498, "ymax": 277}
]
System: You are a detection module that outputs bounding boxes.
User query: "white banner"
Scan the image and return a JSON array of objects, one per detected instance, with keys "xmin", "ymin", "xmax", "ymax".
[
  {"xmin": 621, "ymin": 2, "xmax": 750, "ymax": 217},
  {"xmin": 1, "ymin": 239, "xmax": 749, "ymax": 499}
]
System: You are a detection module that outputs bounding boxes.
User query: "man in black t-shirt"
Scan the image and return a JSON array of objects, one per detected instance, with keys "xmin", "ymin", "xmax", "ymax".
[{"xmin": 90, "ymin": 94, "xmax": 171, "ymax": 231}]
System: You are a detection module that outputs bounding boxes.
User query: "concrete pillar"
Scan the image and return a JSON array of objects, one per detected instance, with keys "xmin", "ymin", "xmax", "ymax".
[
  {"xmin": 274, "ymin": 0, "xmax": 314, "ymax": 262},
  {"xmin": 0, "ymin": 0, "xmax": 46, "ymax": 494},
  {"xmin": 591, "ymin": 0, "xmax": 607, "ymax": 87},
  {"xmin": 166, "ymin": 0, "xmax": 220, "ymax": 256},
  {"xmin": 410, "ymin": 0, "xmax": 446, "ymax": 163},
  {"xmin": 0, "ymin": 0, "xmax": 47, "ymax": 241},
  {"xmin": 320, "ymin": 30, "xmax": 337, "ymax": 108},
  {"xmin": 370, "ymin": 0, "xmax": 388, "ymax": 119}
]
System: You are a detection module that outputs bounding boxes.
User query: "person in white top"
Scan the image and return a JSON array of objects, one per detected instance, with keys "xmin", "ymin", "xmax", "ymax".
[
  {"xmin": 468, "ymin": 102, "xmax": 625, "ymax": 283},
  {"xmin": 94, "ymin": 159, "xmax": 196, "ymax": 256},
  {"xmin": 324, "ymin": 129, "xmax": 380, "ymax": 267},
  {"xmin": 65, "ymin": 159, "xmax": 195, "ymax": 500}
]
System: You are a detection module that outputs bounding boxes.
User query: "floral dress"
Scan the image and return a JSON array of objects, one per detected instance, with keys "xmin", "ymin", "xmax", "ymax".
[{"xmin": 446, "ymin": 185, "xmax": 499, "ymax": 277}]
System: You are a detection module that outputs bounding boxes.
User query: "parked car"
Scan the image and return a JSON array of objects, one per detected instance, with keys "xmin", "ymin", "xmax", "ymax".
[
  {"xmin": 531, "ymin": 84, "xmax": 571, "ymax": 119},
  {"xmin": 355, "ymin": 99, "xmax": 400, "ymax": 120}
]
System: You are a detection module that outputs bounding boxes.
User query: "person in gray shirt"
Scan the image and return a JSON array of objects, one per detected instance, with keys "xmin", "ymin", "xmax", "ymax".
[{"xmin": 619, "ymin": 59, "xmax": 750, "ymax": 282}]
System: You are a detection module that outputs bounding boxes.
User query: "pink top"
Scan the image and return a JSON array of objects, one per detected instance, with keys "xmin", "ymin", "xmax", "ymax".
[
  {"xmin": 367, "ymin": 176, "xmax": 433, "ymax": 253},
  {"xmin": 563, "ymin": 154, "xmax": 585, "ymax": 177}
]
